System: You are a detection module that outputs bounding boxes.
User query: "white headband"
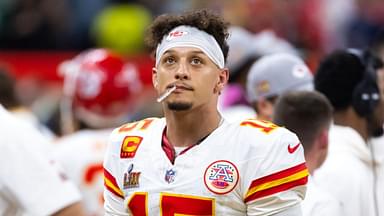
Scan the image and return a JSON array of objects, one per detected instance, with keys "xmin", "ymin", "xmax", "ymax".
[{"xmin": 155, "ymin": 25, "xmax": 225, "ymax": 69}]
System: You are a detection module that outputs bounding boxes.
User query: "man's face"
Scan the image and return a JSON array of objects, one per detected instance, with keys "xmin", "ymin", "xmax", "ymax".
[
  {"xmin": 255, "ymin": 95, "xmax": 278, "ymax": 121},
  {"xmin": 372, "ymin": 68, "xmax": 384, "ymax": 134},
  {"xmin": 153, "ymin": 47, "xmax": 228, "ymax": 111}
]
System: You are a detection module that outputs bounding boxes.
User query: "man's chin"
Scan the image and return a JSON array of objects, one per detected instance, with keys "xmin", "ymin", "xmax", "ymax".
[
  {"xmin": 372, "ymin": 127, "xmax": 384, "ymax": 137},
  {"xmin": 167, "ymin": 102, "xmax": 192, "ymax": 111}
]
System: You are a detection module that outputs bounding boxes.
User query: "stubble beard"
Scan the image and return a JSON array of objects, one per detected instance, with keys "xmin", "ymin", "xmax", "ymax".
[{"xmin": 167, "ymin": 102, "xmax": 193, "ymax": 111}]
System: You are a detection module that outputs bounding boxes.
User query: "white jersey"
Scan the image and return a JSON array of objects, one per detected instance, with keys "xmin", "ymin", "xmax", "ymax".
[
  {"xmin": 219, "ymin": 105, "xmax": 257, "ymax": 123},
  {"xmin": 314, "ymin": 125, "xmax": 378, "ymax": 216},
  {"xmin": 0, "ymin": 105, "xmax": 81, "ymax": 216},
  {"xmin": 104, "ymin": 117, "xmax": 308, "ymax": 215},
  {"xmin": 368, "ymin": 134, "xmax": 384, "ymax": 216},
  {"xmin": 52, "ymin": 129, "xmax": 112, "ymax": 216},
  {"xmin": 11, "ymin": 107, "xmax": 56, "ymax": 142},
  {"xmin": 301, "ymin": 176, "xmax": 342, "ymax": 216}
]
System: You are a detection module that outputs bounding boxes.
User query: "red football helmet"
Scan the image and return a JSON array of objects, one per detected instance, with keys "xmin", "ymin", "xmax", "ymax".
[{"xmin": 59, "ymin": 48, "xmax": 142, "ymax": 132}]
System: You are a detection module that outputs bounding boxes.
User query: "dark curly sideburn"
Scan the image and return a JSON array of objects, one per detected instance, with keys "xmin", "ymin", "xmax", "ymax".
[{"xmin": 145, "ymin": 9, "xmax": 230, "ymax": 62}]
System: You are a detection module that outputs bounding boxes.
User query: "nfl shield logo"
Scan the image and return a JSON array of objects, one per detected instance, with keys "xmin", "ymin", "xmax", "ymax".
[{"xmin": 164, "ymin": 169, "xmax": 176, "ymax": 184}]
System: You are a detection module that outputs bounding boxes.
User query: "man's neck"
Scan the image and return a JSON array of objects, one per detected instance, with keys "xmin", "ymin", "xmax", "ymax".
[
  {"xmin": 333, "ymin": 107, "xmax": 369, "ymax": 141},
  {"xmin": 164, "ymin": 109, "xmax": 222, "ymax": 147}
]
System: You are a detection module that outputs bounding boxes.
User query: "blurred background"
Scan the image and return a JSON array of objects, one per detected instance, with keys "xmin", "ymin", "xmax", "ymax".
[{"xmin": 1, "ymin": 0, "xmax": 384, "ymax": 136}]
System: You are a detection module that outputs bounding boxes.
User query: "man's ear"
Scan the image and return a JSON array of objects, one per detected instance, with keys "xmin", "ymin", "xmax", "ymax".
[
  {"xmin": 318, "ymin": 129, "xmax": 329, "ymax": 150},
  {"xmin": 256, "ymin": 98, "xmax": 275, "ymax": 121},
  {"xmin": 152, "ymin": 67, "xmax": 158, "ymax": 89},
  {"xmin": 215, "ymin": 68, "xmax": 229, "ymax": 94}
]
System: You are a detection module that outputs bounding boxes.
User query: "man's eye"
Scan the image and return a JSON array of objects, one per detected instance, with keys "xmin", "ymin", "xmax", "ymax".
[
  {"xmin": 191, "ymin": 58, "xmax": 202, "ymax": 65},
  {"xmin": 164, "ymin": 57, "xmax": 175, "ymax": 64}
]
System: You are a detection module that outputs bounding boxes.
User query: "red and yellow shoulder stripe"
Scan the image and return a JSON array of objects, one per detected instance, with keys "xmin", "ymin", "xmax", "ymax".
[
  {"xmin": 104, "ymin": 168, "xmax": 124, "ymax": 199},
  {"xmin": 244, "ymin": 162, "xmax": 308, "ymax": 203}
]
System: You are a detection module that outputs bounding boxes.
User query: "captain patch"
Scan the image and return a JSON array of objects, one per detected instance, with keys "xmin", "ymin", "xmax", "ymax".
[{"xmin": 120, "ymin": 136, "xmax": 143, "ymax": 158}]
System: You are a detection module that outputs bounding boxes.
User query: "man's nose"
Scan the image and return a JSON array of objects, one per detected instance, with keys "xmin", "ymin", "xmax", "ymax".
[{"xmin": 174, "ymin": 62, "xmax": 190, "ymax": 80}]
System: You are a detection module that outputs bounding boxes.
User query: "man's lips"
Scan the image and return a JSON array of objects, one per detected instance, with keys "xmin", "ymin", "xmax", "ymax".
[
  {"xmin": 156, "ymin": 85, "xmax": 177, "ymax": 102},
  {"xmin": 167, "ymin": 83, "xmax": 193, "ymax": 91}
]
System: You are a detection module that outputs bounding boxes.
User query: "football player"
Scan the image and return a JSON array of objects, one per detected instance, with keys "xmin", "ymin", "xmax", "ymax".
[
  {"xmin": 246, "ymin": 53, "xmax": 314, "ymax": 122},
  {"xmin": 52, "ymin": 48, "xmax": 142, "ymax": 216},
  {"xmin": 273, "ymin": 91, "xmax": 342, "ymax": 216},
  {"xmin": 0, "ymin": 104, "xmax": 86, "ymax": 216},
  {"xmin": 104, "ymin": 9, "xmax": 308, "ymax": 215}
]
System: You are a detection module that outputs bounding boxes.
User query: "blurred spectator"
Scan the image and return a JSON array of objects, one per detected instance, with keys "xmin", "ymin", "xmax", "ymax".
[
  {"xmin": 273, "ymin": 91, "xmax": 342, "ymax": 216},
  {"xmin": 0, "ymin": 68, "xmax": 19, "ymax": 109},
  {"xmin": 188, "ymin": 0, "xmax": 251, "ymax": 27},
  {"xmin": 218, "ymin": 26, "xmax": 258, "ymax": 121},
  {"xmin": 51, "ymin": 48, "xmax": 142, "ymax": 215},
  {"xmin": 0, "ymin": 0, "xmax": 14, "ymax": 29},
  {"xmin": 319, "ymin": 0, "xmax": 357, "ymax": 51},
  {"xmin": 246, "ymin": 53, "xmax": 313, "ymax": 121},
  {"xmin": 66, "ymin": 0, "xmax": 108, "ymax": 49},
  {"xmin": 204, "ymin": 0, "xmax": 326, "ymax": 69},
  {"xmin": 0, "ymin": 68, "xmax": 56, "ymax": 140},
  {"xmin": 369, "ymin": 34, "xmax": 384, "ymax": 216},
  {"xmin": 0, "ymin": 0, "xmax": 72, "ymax": 50},
  {"xmin": 219, "ymin": 26, "xmax": 298, "ymax": 122},
  {"xmin": 3, "ymin": 0, "xmax": 383, "ymax": 59},
  {"xmin": 150, "ymin": 0, "xmax": 194, "ymax": 15},
  {"xmin": 371, "ymin": 28, "xmax": 384, "ymax": 62},
  {"xmin": 345, "ymin": 0, "xmax": 384, "ymax": 49},
  {"xmin": 314, "ymin": 49, "xmax": 384, "ymax": 216}
]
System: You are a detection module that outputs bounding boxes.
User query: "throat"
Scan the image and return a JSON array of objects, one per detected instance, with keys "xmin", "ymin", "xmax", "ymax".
[
  {"xmin": 161, "ymin": 117, "xmax": 224, "ymax": 164},
  {"xmin": 174, "ymin": 146, "xmax": 188, "ymax": 156},
  {"xmin": 161, "ymin": 127, "xmax": 211, "ymax": 164}
]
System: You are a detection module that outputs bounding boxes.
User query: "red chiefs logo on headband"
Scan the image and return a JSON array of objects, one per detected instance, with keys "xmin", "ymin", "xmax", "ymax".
[{"xmin": 166, "ymin": 30, "xmax": 189, "ymax": 41}]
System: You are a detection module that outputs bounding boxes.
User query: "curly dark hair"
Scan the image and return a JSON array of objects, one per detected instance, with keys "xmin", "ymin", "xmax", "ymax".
[{"xmin": 145, "ymin": 9, "xmax": 230, "ymax": 61}]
